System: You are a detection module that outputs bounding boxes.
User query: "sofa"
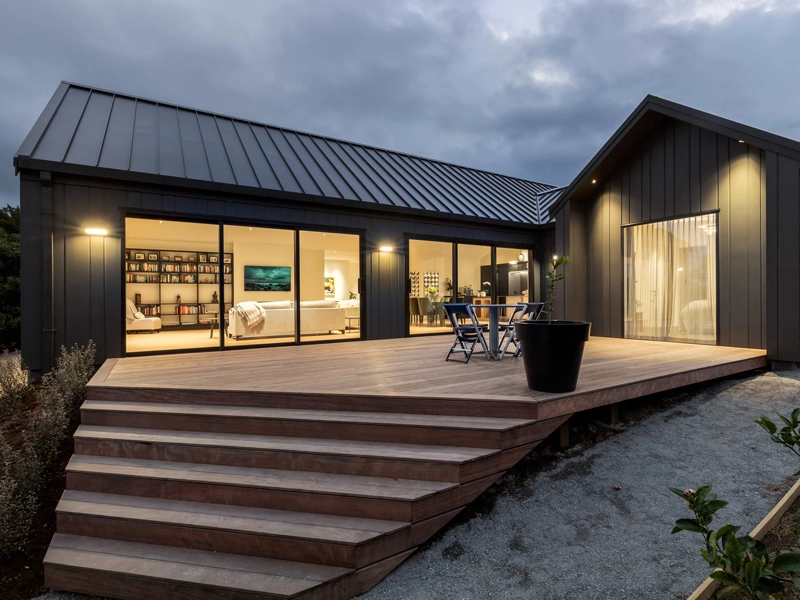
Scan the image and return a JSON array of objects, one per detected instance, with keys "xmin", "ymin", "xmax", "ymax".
[
  {"xmin": 125, "ymin": 299, "xmax": 162, "ymax": 333},
  {"xmin": 228, "ymin": 299, "xmax": 351, "ymax": 338}
]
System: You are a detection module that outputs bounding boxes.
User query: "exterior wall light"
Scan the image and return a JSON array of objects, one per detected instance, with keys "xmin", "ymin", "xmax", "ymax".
[
  {"xmin": 379, "ymin": 245, "xmax": 393, "ymax": 252},
  {"xmin": 591, "ymin": 179, "xmax": 597, "ymax": 184},
  {"xmin": 85, "ymin": 228, "xmax": 108, "ymax": 235}
]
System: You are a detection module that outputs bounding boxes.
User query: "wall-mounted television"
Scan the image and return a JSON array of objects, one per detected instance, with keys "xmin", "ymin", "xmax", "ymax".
[{"xmin": 244, "ymin": 266, "xmax": 291, "ymax": 292}]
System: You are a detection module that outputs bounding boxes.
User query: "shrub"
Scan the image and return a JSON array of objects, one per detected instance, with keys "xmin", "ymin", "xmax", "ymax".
[
  {"xmin": 0, "ymin": 350, "xmax": 30, "ymax": 414},
  {"xmin": 0, "ymin": 341, "xmax": 95, "ymax": 558},
  {"xmin": 0, "ymin": 437, "xmax": 40, "ymax": 557}
]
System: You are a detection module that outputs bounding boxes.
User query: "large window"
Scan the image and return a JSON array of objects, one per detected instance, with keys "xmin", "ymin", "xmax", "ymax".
[
  {"xmin": 624, "ymin": 214, "xmax": 717, "ymax": 344},
  {"xmin": 125, "ymin": 218, "xmax": 361, "ymax": 353},
  {"xmin": 408, "ymin": 240, "xmax": 532, "ymax": 333}
]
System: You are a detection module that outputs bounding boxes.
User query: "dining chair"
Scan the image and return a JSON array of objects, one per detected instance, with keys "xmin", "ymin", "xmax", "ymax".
[
  {"xmin": 418, "ymin": 296, "xmax": 435, "ymax": 325},
  {"xmin": 443, "ymin": 303, "xmax": 490, "ymax": 364},
  {"xmin": 409, "ymin": 297, "xmax": 421, "ymax": 325}
]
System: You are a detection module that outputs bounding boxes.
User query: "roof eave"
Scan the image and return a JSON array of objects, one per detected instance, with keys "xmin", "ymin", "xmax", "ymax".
[
  {"xmin": 551, "ymin": 94, "xmax": 800, "ymax": 216},
  {"xmin": 15, "ymin": 158, "xmax": 543, "ymax": 230}
]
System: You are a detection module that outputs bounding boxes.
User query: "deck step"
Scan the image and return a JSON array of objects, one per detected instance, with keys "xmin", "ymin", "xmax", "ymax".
[
  {"xmin": 56, "ymin": 490, "xmax": 424, "ymax": 568},
  {"xmin": 44, "ymin": 532, "xmax": 353, "ymax": 600},
  {"xmin": 66, "ymin": 454, "xmax": 499, "ymax": 522},
  {"xmin": 85, "ymin": 385, "xmax": 541, "ymax": 420},
  {"xmin": 80, "ymin": 401, "xmax": 544, "ymax": 448},
  {"xmin": 73, "ymin": 425, "xmax": 499, "ymax": 482}
]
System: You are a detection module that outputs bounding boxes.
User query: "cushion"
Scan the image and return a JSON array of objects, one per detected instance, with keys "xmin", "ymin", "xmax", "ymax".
[
  {"xmin": 134, "ymin": 311, "xmax": 145, "ymax": 320},
  {"xmin": 299, "ymin": 300, "xmax": 338, "ymax": 309},
  {"xmin": 258, "ymin": 301, "xmax": 293, "ymax": 310}
]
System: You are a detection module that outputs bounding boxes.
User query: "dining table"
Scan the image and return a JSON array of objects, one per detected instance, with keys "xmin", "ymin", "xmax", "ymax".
[{"xmin": 472, "ymin": 303, "xmax": 520, "ymax": 360}]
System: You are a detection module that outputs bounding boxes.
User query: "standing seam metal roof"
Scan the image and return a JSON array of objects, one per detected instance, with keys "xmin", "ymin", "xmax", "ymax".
[{"xmin": 15, "ymin": 82, "xmax": 561, "ymax": 225}]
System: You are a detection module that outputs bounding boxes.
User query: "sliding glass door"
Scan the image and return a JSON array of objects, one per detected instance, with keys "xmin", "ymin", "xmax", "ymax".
[{"xmin": 624, "ymin": 214, "xmax": 717, "ymax": 344}]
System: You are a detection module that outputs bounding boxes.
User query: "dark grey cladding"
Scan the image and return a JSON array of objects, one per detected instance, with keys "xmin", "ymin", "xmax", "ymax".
[{"xmin": 15, "ymin": 82, "xmax": 561, "ymax": 225}]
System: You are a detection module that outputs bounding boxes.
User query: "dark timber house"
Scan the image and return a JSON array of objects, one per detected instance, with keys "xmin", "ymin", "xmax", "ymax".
[
  {"xmin": 13, "ymin": 84, "xmax": 800, "ymax": 375},
  {"xmin": 14, "ymin": 82, "xmax": 560, "ymax": 376}
]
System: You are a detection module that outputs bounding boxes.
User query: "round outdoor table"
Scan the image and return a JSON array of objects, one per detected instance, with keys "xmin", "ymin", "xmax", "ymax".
[{"xmin": 472, "ymin": 303, "xmax": 519, "ymax": 360}]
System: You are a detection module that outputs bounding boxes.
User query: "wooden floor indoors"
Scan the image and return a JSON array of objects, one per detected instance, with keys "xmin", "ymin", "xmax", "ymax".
[{"xmin": 44, "ymin": 336, "xmax": 767, "ymax": 600}]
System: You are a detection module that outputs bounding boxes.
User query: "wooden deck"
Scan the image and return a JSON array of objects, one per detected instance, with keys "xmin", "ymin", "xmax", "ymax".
[
  {"xmin": 92, "ymin": 336, "xmax": 768, "ymax": 420},
  {"xmin": 45, "ymin": 337, "xmax": 767, "ymax": 600}
]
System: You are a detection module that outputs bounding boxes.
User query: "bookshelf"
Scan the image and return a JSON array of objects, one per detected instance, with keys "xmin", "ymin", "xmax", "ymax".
[{"xmin": 125, "ymin": 249, "xmax": 233, "ymax": 329}]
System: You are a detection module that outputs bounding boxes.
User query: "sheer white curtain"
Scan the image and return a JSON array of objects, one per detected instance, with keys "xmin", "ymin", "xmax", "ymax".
[{"xmin": 624, "ymin": 214, "xmax": 717, "ymax": 344}]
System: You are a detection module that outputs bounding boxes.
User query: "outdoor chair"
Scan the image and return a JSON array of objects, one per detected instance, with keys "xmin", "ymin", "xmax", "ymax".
[
  {"xmin": 512, "ymin": 301, "xmax": 545, "ymax": 357},
  {"xmin": 443, "ymin": 303, "xmax": 490, "ymax": 364},
  {"xmin": 497, "ymin": 303, "xmax": 528, "ymax": 358}
]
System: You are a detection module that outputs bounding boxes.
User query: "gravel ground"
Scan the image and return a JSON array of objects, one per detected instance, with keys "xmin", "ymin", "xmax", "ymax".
[{"xmin": 36, "ymin": 370, "xmax": 800, "ymax": 600}]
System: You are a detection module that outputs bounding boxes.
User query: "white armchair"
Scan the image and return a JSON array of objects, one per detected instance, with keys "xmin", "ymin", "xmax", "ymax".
[{"xmin": 125, "ymin": 299, "xmax": 161, "ymax": 333}]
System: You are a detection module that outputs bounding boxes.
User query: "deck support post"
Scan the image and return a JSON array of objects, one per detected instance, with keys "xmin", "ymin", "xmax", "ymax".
[
  {"xmin": 559, "ymin": 420, "xmax": 570, "ymax": 448},
  {"xmin": 609, "ymin": 404, "xmax": 620, "ymax": 425}
]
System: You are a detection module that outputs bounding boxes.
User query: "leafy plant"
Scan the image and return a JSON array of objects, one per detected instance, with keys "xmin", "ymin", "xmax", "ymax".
[
  {"xmin": 0, "ymin": 350, "xmax": 30, "ymax": 415},
  {"xmin": 670, "ymin": 486, "xmax": 800, "ymax": 598},
  {"xmin": 543, "ymin": 255, "xmax": 571, "ymax": 322},
  {"xmin": 0, "ymin": 341, "xmax": 95, "ymax": 557},
  {"xmin": 756, "ymin": 409, "xmax": 800, "ymax": 474}
]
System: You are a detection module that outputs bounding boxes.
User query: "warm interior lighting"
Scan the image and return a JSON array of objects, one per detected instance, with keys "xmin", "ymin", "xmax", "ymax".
[
  {"xmin": 85, "ymin": 228, "xmax": 108, "ymax": 236},
  {"xmin": 738, "ymin": 140, "xmax": 745, "ymax": 143},
  {"xmin": 592, "ymin": 179, "xmax": 597, "ymax": 184},
  {"xmin": 517, "ymin": 251, "xmax": 526, "ymax": 262},
  {"xmin": 379, "ymin": 245, "xmax": 393, "ymax": 252}
]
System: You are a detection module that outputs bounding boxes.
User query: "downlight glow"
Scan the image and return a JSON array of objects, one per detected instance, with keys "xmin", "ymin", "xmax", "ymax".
[
  {"xmin": 85, "ymin": 228, "xmax": 108, "ymax": 235},
  {"xmin": 379, "ymin": 245, "xmax": 393, "ymax": 252}
]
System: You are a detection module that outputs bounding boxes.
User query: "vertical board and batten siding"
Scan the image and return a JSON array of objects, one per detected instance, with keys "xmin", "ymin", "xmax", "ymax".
[
  {"xmin": 19, "ymin": 175, "xmax": 538, "ymax": 373},
  {"xmin": 563, "ymin": 119, "xmax": 766, "ymax": 348},
  {"xmin": 766, "ymin": 152, "xmax": 800, "ymax": 362}
]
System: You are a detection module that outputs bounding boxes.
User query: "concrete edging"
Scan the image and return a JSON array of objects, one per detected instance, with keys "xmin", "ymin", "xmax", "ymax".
[{"xmin": 688, "ymin": 476, "xmax": 800, "ymax": 600}]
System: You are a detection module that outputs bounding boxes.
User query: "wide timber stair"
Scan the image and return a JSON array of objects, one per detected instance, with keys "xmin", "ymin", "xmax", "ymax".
[{"xmin": 45, "ymin": 386, "xmax": 568, "ymax": 600}]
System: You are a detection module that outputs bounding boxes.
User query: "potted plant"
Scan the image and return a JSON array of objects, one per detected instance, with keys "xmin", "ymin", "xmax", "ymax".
[{"xmin": 514, "ymin": 255, "xmax": 591, "ymax": 393}]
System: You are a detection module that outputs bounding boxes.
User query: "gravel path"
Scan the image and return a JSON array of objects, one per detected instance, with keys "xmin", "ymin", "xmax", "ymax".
[{"xmin": 37, "ymin": 370, "xmax": 800, "ymax": 600}]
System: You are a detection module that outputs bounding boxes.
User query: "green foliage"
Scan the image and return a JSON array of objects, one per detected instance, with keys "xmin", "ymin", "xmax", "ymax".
[
  {"xmin": 0, "ymin": 341, "xmax": 95, "ymax": 558},
  {"xmin": 0, "ymin": 350, "xmax": 30, "ymax": 415},
  {"xmin": 671, "ymin": 486, "xmax": 800, "ymax": 598},
  {"xmin": 543, "ymin": 255, "xmax": 571, "ymax": 322},
  {"xmin": 756, "ymin": 409, "xmax": 800, "ymax": 474},
  {"xmin": 0, "ymin": 205, "xmax": 20, "ymax": 351},
  {"xmin": 0, "ymin": 437, "xmax": 39, "ymax": 557}
]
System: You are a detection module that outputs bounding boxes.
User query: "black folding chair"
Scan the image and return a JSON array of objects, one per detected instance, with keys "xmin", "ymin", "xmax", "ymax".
[
  {"xmin": 443, "ymin": 303, "xmax": 490, "ymax": 364},
  {"xmin": 498, "ymin": 303, "xmax": 527, "ymax": 359},
  {"xmin": 512, "ymin": 302, "xmax": 545, "ymax": 357}
]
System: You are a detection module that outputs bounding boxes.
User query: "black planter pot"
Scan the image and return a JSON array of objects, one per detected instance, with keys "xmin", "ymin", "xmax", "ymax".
[{"xmin": 515, "ymin": 320, "xmax": 592, "ymax": 393}]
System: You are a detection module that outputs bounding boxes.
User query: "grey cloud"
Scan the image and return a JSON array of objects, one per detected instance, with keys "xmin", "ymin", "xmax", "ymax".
[{"xmin": 2, "ymin": 0, "xmax": 800, "ymax": 208}]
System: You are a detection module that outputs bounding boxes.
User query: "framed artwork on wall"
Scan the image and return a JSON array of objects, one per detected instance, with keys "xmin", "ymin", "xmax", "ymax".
[{"xmin": 324, "ymin": 277, "xmax": 335, "ymax": 296}]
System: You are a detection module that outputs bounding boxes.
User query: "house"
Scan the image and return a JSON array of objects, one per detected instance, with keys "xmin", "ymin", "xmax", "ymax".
[
  {"xmin": 14, "ymin": 84, "xmax": 800, "ymax": 376},
  {"xmin": 14, "ymin": 82, "xmax": 560, "ymax": 377},
  {"xmin": 550, "ymin": 95, "xmax": 800, "ymax": 368}
]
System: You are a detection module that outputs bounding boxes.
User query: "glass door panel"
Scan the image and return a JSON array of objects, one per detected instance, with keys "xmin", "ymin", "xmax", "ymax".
[
  {"xmin": 224, "ymin": 224, "xmax": 295, "ymax": 346},
  {"xmin": 125, "ymin": 218, "xmax": 219, "ymax": 353},
  {"xmin": 457, "ymin": 243, "xmax": 491, "ymax": 322},
  {"xmin": 409, "ymin": 240, "xmax": 453, "ymax": 334},
  {"xmin": 624, "ymin": 214, "xmax": 717, "ymax": 344},
  {"xmin": 496, "ymin": 247, "xmax": 529, "ymax": 318},
  {"xmin": 299, "ymin": 231, "xmax": 361, "ymax": 342}
]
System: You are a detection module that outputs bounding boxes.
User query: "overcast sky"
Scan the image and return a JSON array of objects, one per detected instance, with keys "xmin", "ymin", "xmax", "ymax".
[{"xmin": 2, "ymin": 0, "xmax": 800, "ymax": 208}]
